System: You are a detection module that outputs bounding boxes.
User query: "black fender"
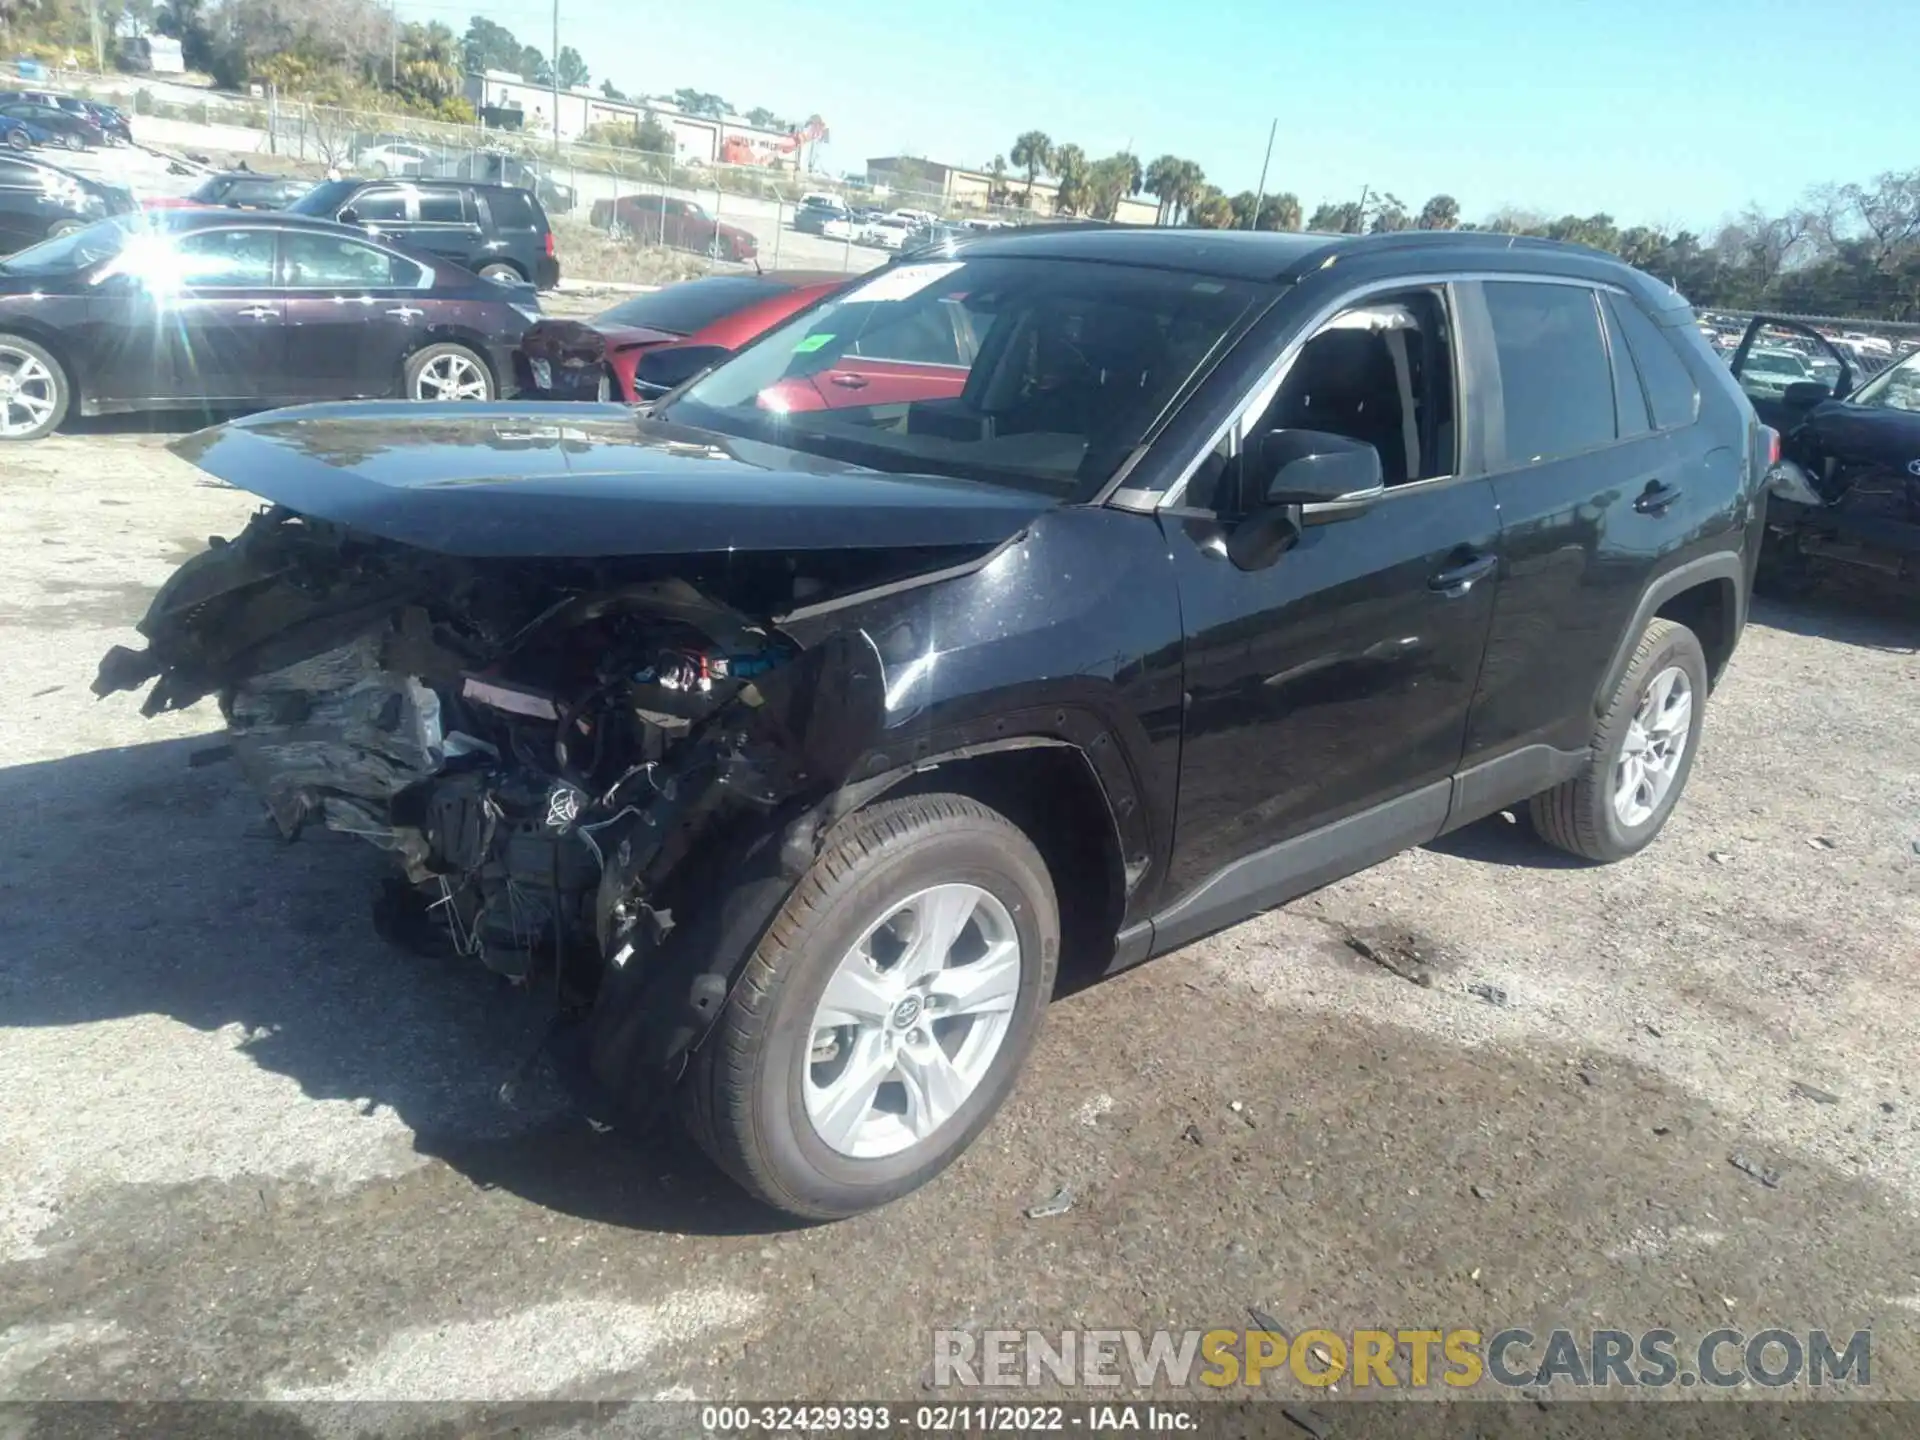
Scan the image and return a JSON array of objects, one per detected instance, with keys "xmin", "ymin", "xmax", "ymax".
[{"xmin": 1593, "ymin": 550, "xmax": 1746, "ymax": 716}]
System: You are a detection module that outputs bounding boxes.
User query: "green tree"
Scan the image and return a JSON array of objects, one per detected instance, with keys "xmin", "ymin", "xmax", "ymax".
[
  {"xmin": 986, "ymin": 153, "xmax": 1011, "ymax": 207},
  {"xmin": 743, "ymin": 106, "xmax": 787, "ymax": 131},
  {"xmin": 1262, "ymin": 191, "xmax": 1302, "ymax": 231},
  {"xmin": 1144, "ymin": 154, "xmax": 1187, "ymax": 224},
  {"xmin": 671, "ymin": 87, "xmax": 727, "ymax": 118},
  {"xmin": 1307, "ymin": 200, "xmax": 1364, "ymax": 234},
  {"xmin": 1190, "ymin": 186, "xmax": 1233, "ymax": 229},
  {"xmin": 1366, "ymin": 191, "xmax": 1409, "ymax": 233},
  {"xmin": 462, "ymin": 16, "xmax": 541, "ymax": 79},
  {"xmin": 1011, "ymin": 130, "xmax": 1052, "ymax": 209},
  {"xmin": 635, "ymin": 113, "xmax": 672, "ymax": 154},
  {"xmin": 1416, "ymin": 193, "xmax": 1460, "ymax": 230},
  {"xmin": 1086, "ymin": 150, "xmax": 1142, "ymax": 219},
  {"xmin": 551, "ymin": 44, "xmax": 587, "ymax": 89},
  {"xmin": 394, "ymin": 21, "xmax": 461, "ymax": 106},
  {"xmin": 599, "ymin": 78, "xmax": 627, "ymax": 100},
  {"xmin": 1051, "ymin": 143, "xmax": 1090, "ymax": 215}
]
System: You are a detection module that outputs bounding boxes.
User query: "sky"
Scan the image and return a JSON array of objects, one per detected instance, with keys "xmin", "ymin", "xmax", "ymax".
[{"xmin": 400, "ymin": 0, "xmax": 1918, "ymax": 232}]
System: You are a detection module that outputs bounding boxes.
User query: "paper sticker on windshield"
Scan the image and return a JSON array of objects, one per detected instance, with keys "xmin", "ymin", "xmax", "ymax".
[
  {"xmin": 842, "ymin": 262, "xmax": 964, "ymax": 304},
  {"xmin": 793, "ymin": 333, "xmax": 834, "ymax": 353}
]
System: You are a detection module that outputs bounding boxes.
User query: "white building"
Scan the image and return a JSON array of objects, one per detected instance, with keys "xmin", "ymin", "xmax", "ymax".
[{"xmin": 464, "ymin": 70, "xmax": 801, "ymax": 170}]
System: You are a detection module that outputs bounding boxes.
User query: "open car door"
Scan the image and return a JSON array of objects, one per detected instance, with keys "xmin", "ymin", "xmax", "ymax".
[{"xmin": 1727, "ymin": 315, "xmax": 1859, "ymax": 434}]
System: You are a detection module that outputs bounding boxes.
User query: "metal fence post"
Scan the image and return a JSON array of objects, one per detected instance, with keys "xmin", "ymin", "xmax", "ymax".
[{"xmin": 771, "ymin": 198, "xmax": 782, "ymax": 270}]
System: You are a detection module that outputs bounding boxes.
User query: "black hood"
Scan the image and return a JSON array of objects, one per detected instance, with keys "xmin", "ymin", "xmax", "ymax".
[{"xmin": 171, "ymin": 402, "xmax": 1058, "ymax": 559}]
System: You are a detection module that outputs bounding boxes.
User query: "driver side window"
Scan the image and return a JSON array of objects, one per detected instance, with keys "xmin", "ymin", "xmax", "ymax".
[{"xmin": 1192, "ymin": 289, "xmax": 1457, "ymax": 518}]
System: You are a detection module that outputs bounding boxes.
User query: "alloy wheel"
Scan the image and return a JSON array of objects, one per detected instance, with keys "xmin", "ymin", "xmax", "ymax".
[
  {"xmin": 413, "ymin": 352, "xmax": 490, "ymax": 401},
  {"xmin": 804, "ymin": 883, "xmax": 1023, "ymax": 1160},
  {"xmin": 1613, "ymin": 664, "xmax": 1692, "ymax": 827},
  {"xmin": 0, "ymin": 345, "xmax": 59, "ymax": 438}
]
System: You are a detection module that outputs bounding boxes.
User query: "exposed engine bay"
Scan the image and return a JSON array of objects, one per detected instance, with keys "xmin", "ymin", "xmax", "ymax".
[{"xmin": 93, "ymin": 505, "xmax": 895, "ymax": 999}]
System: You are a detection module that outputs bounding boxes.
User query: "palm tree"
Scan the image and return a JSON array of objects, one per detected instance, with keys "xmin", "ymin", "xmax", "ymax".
[
  {"xmin": 986, "ymin": 154, "xmax": 1011, "ymax": 207},
  {"xmin": 1416, "ymin": 193, "xmax": 1460, "ymax": 230},
  {"xmin": 1087, "ymin": 150, "xmax": 1144, "ymax": 219},
  {"xmin": 1144, "ymin": 154, "xmax": 1184, "ymax": 225},
  {"xmin": 1011, "ymin": 131, "xmax": 1052, "ymax": 210},
  {"xmin": 1262, "ymin": 191, "xmax": 1303, "ymax": 231},
  {"xmin": 397, "ymin": 21, "xmax": 462, "ymax": 104},
  {"xmin": 1051, "ymin": 143, "xmax": 1090, "ymax": 216},
  {"xmin": 1190, "ymin": 186, "xmax": 1232, "ymax": 229}
]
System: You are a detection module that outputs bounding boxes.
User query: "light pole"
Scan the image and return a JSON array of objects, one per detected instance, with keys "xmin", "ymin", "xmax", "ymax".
[
  {"xmin": 550, "ymin": 0, "xmax": 561, "ymax": 153},
  {"xmin": 1248, "ymin": 117, "xmax": 1276, "ymax": 231}
]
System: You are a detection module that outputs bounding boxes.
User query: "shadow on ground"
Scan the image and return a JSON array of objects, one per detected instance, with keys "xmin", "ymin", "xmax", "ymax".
[{"xmin": 0, "ymin": 736, "xmax": 789, "ymax": 1240}]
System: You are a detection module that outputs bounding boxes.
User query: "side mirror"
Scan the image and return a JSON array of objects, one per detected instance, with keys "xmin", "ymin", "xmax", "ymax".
[
  {"xmin": 1782, "ymin": 380, "xmax": 1833, "ymax": 408},
  {"xmin": 632, "ymin": 343, "xmax": 731, "ymax": 398},
  {"xmin": 1227, "ymin": 429, "xmax": 1384, "ymax": 571},
  {"xmin": 337, "ymin": 206, "xmax": 360, "ymax": 226}
]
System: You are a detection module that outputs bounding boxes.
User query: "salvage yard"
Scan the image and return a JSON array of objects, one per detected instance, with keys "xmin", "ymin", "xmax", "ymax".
[{"xmin": 3, "ymin": 423, "xmax": 1920, "ymax": 1409}]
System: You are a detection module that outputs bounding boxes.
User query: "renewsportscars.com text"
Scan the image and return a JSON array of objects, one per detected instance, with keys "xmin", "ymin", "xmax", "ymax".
[{"xmin": 932, "ymin": 1327, "xmax": 1871, "ymax": 1390}]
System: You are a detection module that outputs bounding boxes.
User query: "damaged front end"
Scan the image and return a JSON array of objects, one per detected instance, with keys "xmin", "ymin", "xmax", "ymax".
[{"xmin": 97, "ymin": 503, "xmax": 889, "ymax": 1106}]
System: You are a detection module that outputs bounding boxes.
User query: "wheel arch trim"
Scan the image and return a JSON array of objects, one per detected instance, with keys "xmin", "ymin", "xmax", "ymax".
[{"xmin": 1595, "ymin": 551, "xmax": 1746, "ymax": 717}]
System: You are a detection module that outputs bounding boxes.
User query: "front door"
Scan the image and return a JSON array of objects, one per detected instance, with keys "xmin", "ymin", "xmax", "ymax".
[
  {"xmin": 90, "ymin": 225, "xmax": 284, "ymax": 407},
  {"xmin": 1729, "ymin": 315, "xmax": 1858, "ymax": 435},
  {"xmin": 1158, "ymin": 286, "xmax": 1498, "ymax": 943},
  {"xmin": 276, "ymin": 229, "xmax": 430, "ymax": 400}
]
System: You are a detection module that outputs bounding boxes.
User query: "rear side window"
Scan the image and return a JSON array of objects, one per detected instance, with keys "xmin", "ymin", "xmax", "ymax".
[
  {"xmin": 418, "ymin": 190, "xmax": 467, "ymax": 223},
  {"xmin": 1599, "ymin": 296, "xmax": 1651, "ymax": 437},
  {"xmin": 349, "ymin": 187, "xmax": 407, "ymax": 222},
  {"xmin": 1483, "ymin": 281, "xmax": 1615, "ymax": 466},
  {"xmin": 1605, "ymin": 293, "xmax": 1699, "ymax": 430},
  {"xmin": 485, "ymin": 188, "xmax": 536, "ymax": 229}
]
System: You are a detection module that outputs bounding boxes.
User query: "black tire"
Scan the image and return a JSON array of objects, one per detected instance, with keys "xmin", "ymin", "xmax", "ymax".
[
  {"xmin": 476, "ymin": 261, "xmax": 522, "ymax": 284},
  {"xmin": 5, "ymin": 128, "xmax": 29, "ymax": 152},
  {"xmin": 402, "ymin": 342, "xmax": 495, "ymax": 402},
  {"xmin": 61, "ymin": 132, "xmax": 84, "ymax": 151},
  {"xmin": 1529, "ymin": 618, "xmax": 1709, "ymax": 863},
  {"xmin": 0, "ymin": 333, "xmax": 72, "ymax": 442},
  {"xmin": 370, "ymin": 161, "xmax": 389, "ymax": 179},
  {"xmin": 682, "ymin": 793, "xmax": 1060, "ymax": 1220}
]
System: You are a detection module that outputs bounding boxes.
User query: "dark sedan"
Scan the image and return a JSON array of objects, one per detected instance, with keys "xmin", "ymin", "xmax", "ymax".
[
  {"xmin": 0, "ymin": 210, "xmax": 540, "ymax": 441},
  {"xmin": 0, "ymin": 100, "xmax": 102, "ymax": 151}
]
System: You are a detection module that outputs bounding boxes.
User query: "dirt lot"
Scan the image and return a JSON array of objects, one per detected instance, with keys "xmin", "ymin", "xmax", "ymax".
[{"xmin": 2, "ymin": 421, "xmax": 1919, "ymax": 1419}]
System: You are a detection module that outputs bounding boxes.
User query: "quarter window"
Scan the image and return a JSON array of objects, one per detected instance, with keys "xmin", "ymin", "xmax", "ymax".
[
  {"xmin": 281, "ymin": 232, "xmax": 421, "ymax": 287},
  {"xmin": 1600, "ymin": 296, "xmax": 1651, "ymax": 437},
  {"xmin": 1605, "ymin": 292, "xmax": 1699, "ymax": 430},
  {"xmin": 1483, "ymin": 281, "xmax": 1616, "ymax": 466}
]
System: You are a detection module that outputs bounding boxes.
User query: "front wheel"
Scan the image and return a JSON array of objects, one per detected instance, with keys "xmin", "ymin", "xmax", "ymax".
[
  {"xmin": 1530, "ymin": 617, "xmax": 1709, "ymax": 862},
  {"xmin": 0, "ymin": 334, "xmax": 71, "ymax": 441},
  {"xmin": 681, "ymin": 793, "xmax": 1060, "ymax": 1220},
  {"xmin": 5, "ymin": 128, "xmax": 29, "ymax": 152},
  {"xmin": 404, "ymin": 343, "xmax": 495, "ymax": 402},
  {"xmin": 61, "ymin": 132, "xmax": 85, "ymax": 151}
]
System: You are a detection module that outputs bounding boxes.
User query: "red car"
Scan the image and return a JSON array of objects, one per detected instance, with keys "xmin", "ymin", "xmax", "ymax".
[{"xmin": 589, "ymin": 194, "xmax": 757, "ymax": 263}]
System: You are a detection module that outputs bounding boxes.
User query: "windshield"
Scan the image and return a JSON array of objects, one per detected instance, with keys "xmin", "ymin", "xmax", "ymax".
[
  {"xmin": 663, "ymin": 256, "xmax": 1267, "ymax": 500},
  {"xmin": 0, "ymin": 215, "xmax": 129, "ymax": 275},
  {"xmin": 1848, "ymin": 349, "xmax": 1920, "ymax": 412},
  {"xmin": 597, "ymin": 275, "xmax": 789, "ymax": 335}
]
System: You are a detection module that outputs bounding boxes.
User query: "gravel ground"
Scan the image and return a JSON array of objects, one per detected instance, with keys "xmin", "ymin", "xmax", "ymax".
[{"xmin": 2, "ymin": 423, "xmax": 1918, "ymax": 1419}]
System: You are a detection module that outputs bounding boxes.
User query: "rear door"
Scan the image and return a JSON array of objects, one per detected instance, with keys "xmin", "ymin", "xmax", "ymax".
[
  {"xmin": 335, "ymin": 182, "xmax": 409, "ymax": 246},
  {"xmin": 1459, "ymin": 278, "xmax": 1698, "ymax": 764},
  {"xmin": 277, "ymin": 229, "xmax": 432, "ymax": 400},
  {"xmin": 406, "ymin": 184, "xmax": 485, "ymax": 267}
]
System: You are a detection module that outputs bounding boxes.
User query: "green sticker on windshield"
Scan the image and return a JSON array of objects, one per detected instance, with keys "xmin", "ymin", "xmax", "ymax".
[{"xmin": 794, "ymin": 333, "xmax": 834, "ymax": 353}]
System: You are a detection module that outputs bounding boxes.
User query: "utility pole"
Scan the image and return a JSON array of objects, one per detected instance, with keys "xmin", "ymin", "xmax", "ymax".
[
  {"xmin": 389, "ymin": 0, "xmax": 398, "ymax": 91},
  {"xmin": 89, "ymin": 0, "xmax": 103, "ymax": 74},
  {"xmin": 550, "ymin": 0, "xmax": 561, "ymax": 153},
  {"xmin": 1356, "ymin": 182, "xmax": 1371, "ymax": 234},
  {"xmin": 1248, "ymin": 117, "xmax": 1276, "ymax": 230}
]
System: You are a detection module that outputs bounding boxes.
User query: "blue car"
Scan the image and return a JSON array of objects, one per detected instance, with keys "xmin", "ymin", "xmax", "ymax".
[{"xmin": 1, "ymin": 109, "xmax": 70, "ymax": 152}]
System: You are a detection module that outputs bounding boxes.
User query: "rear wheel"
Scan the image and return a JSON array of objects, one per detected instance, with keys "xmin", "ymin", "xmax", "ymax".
[
  {"xmin": 477, "ymin": 261, "xmax": 522, "ymax": 284},
  {"xmin": 1530, "ymin": 618, "xmax": 1708, "ymax": 862},
  {"xmin": 682, "ymin": 793, "xmax": 1060, "ymax": 1220},
  {"xmin": 0, "ymin": 334, "xmax": 71, "ymax": 442},
  {"xmin": 404, "ymin": 343, "xmax": 495, "ymax": 402},
  {"xmin": 61, "ymin": 132, "xmax": 84, "ymax": 151}
]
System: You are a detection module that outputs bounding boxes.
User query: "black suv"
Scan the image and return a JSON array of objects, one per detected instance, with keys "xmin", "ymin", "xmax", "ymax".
[
  {"xmin": 0, "ymin": 152, "xmax": 134, "ymax": 253},
  {"xmin": 97, "ymin": 227, "xmax": 1766, "ymax": 1221},
  {"xmin": 285, "ymin": 178, "xmax": 560, "ymax": 290}
]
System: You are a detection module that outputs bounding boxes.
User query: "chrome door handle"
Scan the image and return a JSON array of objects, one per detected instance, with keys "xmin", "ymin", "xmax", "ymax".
[
  {"xmin": 236, "ymin": 305, "xmax": 276, "ymax": 320},
  {"xmin": 385, "ymin": 306, "xmax": 423, "ymax": 320}
]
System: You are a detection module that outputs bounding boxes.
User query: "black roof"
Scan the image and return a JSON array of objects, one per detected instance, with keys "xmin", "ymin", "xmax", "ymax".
[{"xmin": 938, "ymin": 225, "xmax": 1688, "ymax": 313}]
